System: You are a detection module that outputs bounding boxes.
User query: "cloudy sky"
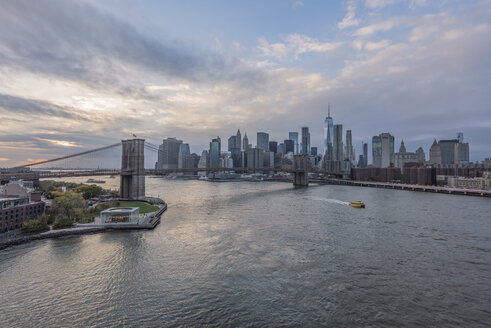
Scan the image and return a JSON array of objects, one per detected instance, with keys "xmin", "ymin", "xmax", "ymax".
[{"xmin": 0, "ymin": 0, "xmax": 490, "ymax": 167}]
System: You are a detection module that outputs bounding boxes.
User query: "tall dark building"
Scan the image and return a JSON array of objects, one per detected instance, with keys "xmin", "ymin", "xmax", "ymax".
[
  {"xmin": 363, "ymin": 142, "xmax": 368, "ymax": 167},
  {"xmin": 157, "ymin": 137, "xmax": 182, "ymax": 169},
  {"xmin": 311, "ymin": 147, "xmax": 317, "ymax": 156},
  {"xmin": 246, "ymin": 148, "xmax": 264, "ymax": 169},
  {"xmin": 228, "ymin": 136, "xmax": 237, "ymax": 152},
  {"xmin": 324, "ymin": 104, "xmax": 333, "ymax": 159},
  {"xmin": 438, "ymin": 139, "xmax": 458, "ymax": 165},
  {"xmin": 269, "ymin": 141, "xmax": 278, "ymax": 153},
  {"xmin": 301, "ymin": 127, "xmax": 310, "ymax": 155},
  {"xmin": 284, "ymin": 139, "xmax": 294, "ymax": 153},
  {"xmin": 243, "ymin": 132, "xmax": 249, "ymax": 151},
  {"xmin": 230, "ymin": 148, "xmax": 242, "ymax": 167},
  {"xmin": 333, "ymin": 124, "xmax": 343, "ymax": 161},
  {"xmin": 257, "ymin": 132, "xmax": 269, "ymax": 151},
  {"xmin": 209, "ymin": 137, "xmax": 221, "ymax": 168},
  {"xmin": 236, "ymin": 129, "xmax": 242, "ymax": 150}
]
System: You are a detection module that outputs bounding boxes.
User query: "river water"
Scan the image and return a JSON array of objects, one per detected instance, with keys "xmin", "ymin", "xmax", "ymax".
[{"xmin": 1, "ymin": 177, "xmax": 490, "ymax": 327}]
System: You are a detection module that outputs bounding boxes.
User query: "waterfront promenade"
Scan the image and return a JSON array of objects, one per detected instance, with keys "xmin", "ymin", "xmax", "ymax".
[{"xmin": 0, "ymin": 203, "xmax": 167, "ymax": 250}]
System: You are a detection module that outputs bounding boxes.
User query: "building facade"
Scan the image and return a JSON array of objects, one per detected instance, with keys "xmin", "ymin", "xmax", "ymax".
[
  {"xmin": 429, "ymin": 139, "xmax": 441, "ymax": 165},
  {"xmin": 301, "ymin": 127, "xmax": 310, "ymax": 155},
  {"xmin": 344, "ymin": 130, "xmax": 355, "ymax": 163},
  {"xmin": 257, "ymin": 132, "xmax": 269, "ymax": 151},
  {"xmin": 177, "ymin": 143, "xmax": 190, "ymax": 169},
  {"xmin": 157, "ymin": 137, "xmax": 182, "ymax": 169},
  {"xmin": 1, "ymin": 195, "xmax": 45, "ymax": 232},
  {"xmin": 372, "ymin": 133, "xmax": 394, "ymax": 168},
  {"xmin": 333, "ymin": 124, "xmax": 343, "ymax": 161},
  {"xmin": 243, "ymin": 132, "xmax": 249, "ymax": 151},
  {"xmin": 228, "ymin": 136, "xmax": 237, "ymax": 152},
  {"xmin": 236, "ymin": 129, "xmax": 242, "ymax": 150},
  {"xmin": 394, "ymin": 140, "xmax": 418, "ymax": 170},
  {"xmin": 209, "ymin": 138, "xmax": 221, "ymax": 168},
  {"xmin": 289, "ymin": 132, "xmax": 299, "ymax": 155},
  {"xmin": 324, "ymin": 105, "xmax": 334, "ymax": 160}
]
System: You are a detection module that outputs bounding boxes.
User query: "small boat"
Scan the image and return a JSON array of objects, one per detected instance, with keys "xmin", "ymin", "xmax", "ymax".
[
  {"xmin": 86, "ymin": 178, "xmax": 106, "ymax": 184},
  {"xmin": 349, "ymin": 201, "xmax": 365, "ymax": 208}
]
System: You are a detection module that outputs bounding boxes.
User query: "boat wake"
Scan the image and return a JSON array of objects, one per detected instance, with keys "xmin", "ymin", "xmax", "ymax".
[{"xmin": 307, "ymin": 196, "xmax": 350, "ymax": 206}]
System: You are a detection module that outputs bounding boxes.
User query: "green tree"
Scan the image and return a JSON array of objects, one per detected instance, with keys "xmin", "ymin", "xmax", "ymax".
[
  {"xmin": 50, "ymin": 190, "xmax": 86, "ymax": 220},
  {"xmin": 53, "ymin": 216, "xmax": 74, "ymax": 230},
  {"xmin": 75, "ymin": 184, "xmax": 104, "ymax": 199},
  {"xmin": 22, "ymin": 214, "xmax": 50, "ymax": 234}
]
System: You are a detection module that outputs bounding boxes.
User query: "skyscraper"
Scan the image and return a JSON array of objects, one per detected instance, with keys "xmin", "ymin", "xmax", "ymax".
[
  {"xmin": 288, "ymin": 132, "xmax": 299, "ymax": 155},
  {"xmin": 324, "ymin": 104, "xmax": 334, "ymax": 160},
  {"xmin": 363, "ymin": 142, "xmax": 368, "ymax": 167},
  {"xmin": 269, "ymin": 141, "xmax": 278, "ymax": 153},
  {"xmin": 438, "ymin": 139, "xmax": 458, "ymax": 165},
  {"xmin": 372, "ymin": 133, "xmax": 394, "ymax": 168},
  {"xmin": 228, "ymin": 136, "xmax": 237, "ymax": 152},
  {"xmin": 246, "ymin": 148, "xmax": 264, "ymax": 169},
  {"xmin": 236, "ymin": 129, "xmax": 242, "ymax": 150},
  {"xmin": 257, "ymin": 132, "xmax": 269, "ymax": 151},
  {"xmin": 243, "ymin": 132, "xmax": 249, "ymax": 151},
  {"xmin": 284, "ymin": 139, "xmax": 294, "ymax": 153},
  {"xmin": 209, "ymin": 138, "xmax": 220, "ymax": 168},
  {"xmin": 197, "ymin": 150, "xmax": 209, "ymax": 174},
  {"xmin": 301, "ymin": 127, "xmax": 310, "ymax": 155},
  {"xmin": 429, "ymin": 139, "xmax": 441, "ymax": 165},
  {"xmin": 158, "ymin": 137, "xmax": 182, "ymax": 169},
  {"xmin": 415, "ymin": 147, "xmax": 425, "ymax": 162},
  {"xmin": 333, "ymin": 124, "xmax": 343, "ymax": 161},
  {"xmin": 344, "ymin": 130, "xmax": 354, "ymax": 163},
  {"xmin": 177, "ymin": 143, "xmax": 190, "ymax": 169}
]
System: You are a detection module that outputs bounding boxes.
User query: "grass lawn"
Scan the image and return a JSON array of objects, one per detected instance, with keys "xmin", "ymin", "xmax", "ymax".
[{"xmin": 119, "ymin": 201, "xmax": 159, "ymax": 214}]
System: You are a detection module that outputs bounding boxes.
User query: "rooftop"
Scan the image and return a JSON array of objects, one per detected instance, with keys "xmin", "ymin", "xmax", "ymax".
[{"xmin": 101, "ymin": 207, "xmax": 139, "ymax": 214}]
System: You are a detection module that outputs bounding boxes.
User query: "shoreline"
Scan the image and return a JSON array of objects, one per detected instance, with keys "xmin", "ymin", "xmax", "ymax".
[{"xmin": 0, "ymin": 203, "xmax": 167, "ymax": 251}]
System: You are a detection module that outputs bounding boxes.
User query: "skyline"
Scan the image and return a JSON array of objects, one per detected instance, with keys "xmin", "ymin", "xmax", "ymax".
[{"xmin": 1, "ymin": 0, "xmax": 490, "ymax": 166}]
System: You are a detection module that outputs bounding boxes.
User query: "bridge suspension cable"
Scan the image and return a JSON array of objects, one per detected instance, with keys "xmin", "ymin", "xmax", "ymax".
[{"xmin": 11, "ymin": 143, "xmax": 122, "ymax": 169}]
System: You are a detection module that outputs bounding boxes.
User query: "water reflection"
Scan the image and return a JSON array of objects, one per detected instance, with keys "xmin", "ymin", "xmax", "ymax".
[{"xmin": 1, "ymin": 180, "xmax": 490, "ymax": 327}]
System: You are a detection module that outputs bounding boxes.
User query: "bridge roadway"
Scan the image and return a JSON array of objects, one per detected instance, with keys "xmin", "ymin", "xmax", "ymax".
[
  {"xmin": 1, "ymin": 167, "xmax": 309, "ymax": 181},
  {"xmin": 2, "ymin": 169, "xmax": 490, "ymax": 197}
]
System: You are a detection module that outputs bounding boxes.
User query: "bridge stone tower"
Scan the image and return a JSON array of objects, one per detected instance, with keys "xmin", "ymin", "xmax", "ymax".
[
  {"xmin": 120, "ymin": 139, "xmax": 145, "ymax": 200},
  {"xmin": 293, "ymin": 155, "xmax": 309, "ymax": 186}
]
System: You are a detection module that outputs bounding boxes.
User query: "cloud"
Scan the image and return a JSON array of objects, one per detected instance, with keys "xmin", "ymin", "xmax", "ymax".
[
  {"xmin": 0, "ymin": 0, "xmax": 254, "ymax": 90},
  {"xmin": 0, "ymin": 0, "xmax": 490, "ymax": 165},
  {"xmin": 338, "ymin": 5, "xmax": 360, "ymax": 29},
  {"xmin": 292, "ymin": 1, "xmax": 304, "ymax": 9},
  {"xmin": 0, "ymin": 93, "xmax": 88, "ymax": 121},
  {"xmin": 35, "ymin": 138, "xmax": 82, "ymax": 148},
  {"xmin": 364, "ymin": 39, "xmax": 390, "ymax": 51},
  {"xmin": 365, "ymin": 0, "xmax": 394, "ymax": 9},
  {"xmin": 354, "ymin": 17, "xmax": 402, "ymax": 36},
  {"xmin": 258, "ymin": 34, "xmax": 342, "ymax": 60},
  {"xmin": 409, "ymin": 0, "xmax": 427, "ymax": 9}
]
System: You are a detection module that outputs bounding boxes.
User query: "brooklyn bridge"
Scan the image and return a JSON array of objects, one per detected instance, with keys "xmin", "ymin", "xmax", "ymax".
[{"xmin": 1, "ymin": 139, "xmax": 313, "ymax": 199}]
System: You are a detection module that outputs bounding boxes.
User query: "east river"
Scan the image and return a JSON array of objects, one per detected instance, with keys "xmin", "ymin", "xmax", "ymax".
[{"xmin": 1, "ymin": 177, "xmax": 490, "ymax": 327}]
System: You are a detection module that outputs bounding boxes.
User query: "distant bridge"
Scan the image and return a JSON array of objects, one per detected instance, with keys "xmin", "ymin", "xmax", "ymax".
[{"xmin": 1, "ymin": 139, "xmax": 314, "ymax": 199}]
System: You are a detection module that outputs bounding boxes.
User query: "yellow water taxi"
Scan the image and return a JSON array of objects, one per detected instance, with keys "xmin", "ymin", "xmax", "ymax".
[{"xmin": 349, "ymin": 201, "xmax": 365, "ymax": 208}]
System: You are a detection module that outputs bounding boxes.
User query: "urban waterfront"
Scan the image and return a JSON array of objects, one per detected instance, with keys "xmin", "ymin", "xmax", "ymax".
[{"xmin": 1, "ymin": 178, "xmax": 490, "ymax": 327}]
